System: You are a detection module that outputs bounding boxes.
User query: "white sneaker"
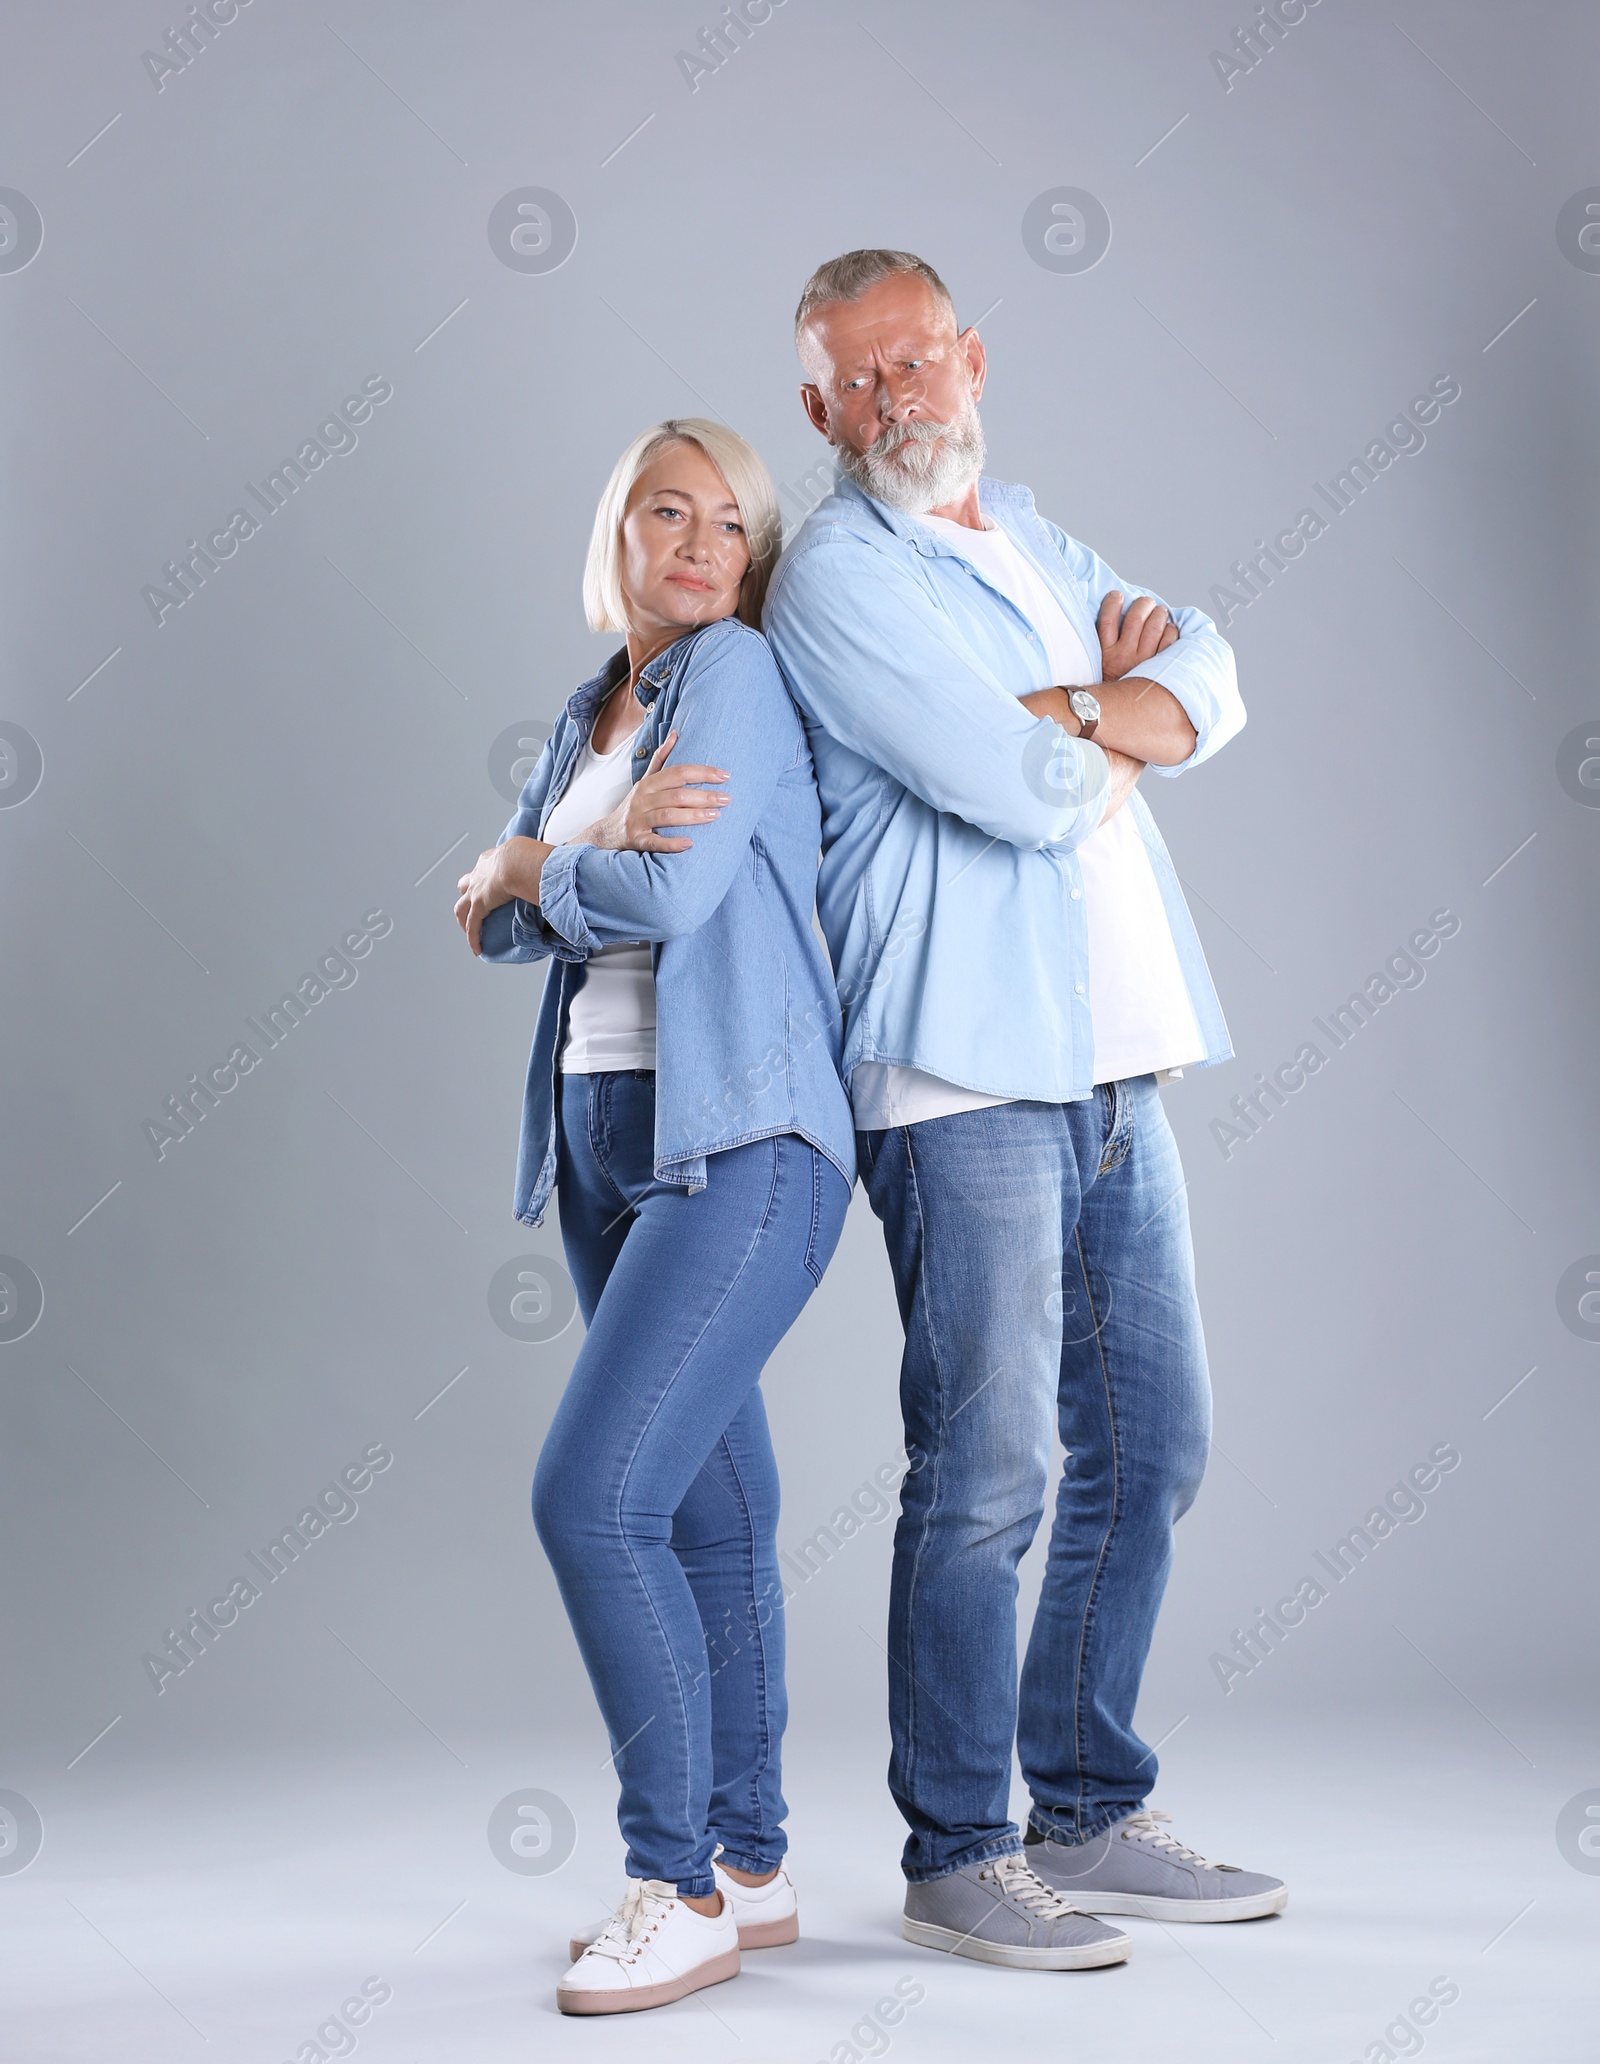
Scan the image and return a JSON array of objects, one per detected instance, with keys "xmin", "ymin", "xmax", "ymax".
[
  {"xmin": 569, "ymin": 1858, "xmax": 798, "ymax": 1963},
  {"xmin": 556, "ymin": 1878, "xmax": 740, "ymax": 2017},
  {"xmin": 714, "ymin": 1858, "xmax": 800, "ymax": 1948}
]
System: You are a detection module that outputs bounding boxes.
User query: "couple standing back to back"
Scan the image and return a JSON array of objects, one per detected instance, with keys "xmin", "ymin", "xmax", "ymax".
[{"xmin": 453, "ymin": 246, "xmax": 1283, "ymax": 2018}]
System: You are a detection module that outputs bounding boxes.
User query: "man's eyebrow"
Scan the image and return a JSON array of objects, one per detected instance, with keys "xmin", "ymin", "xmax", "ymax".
[{"xmin": 834, "ymin": 337, "xmax": 942, "ymax": 368}]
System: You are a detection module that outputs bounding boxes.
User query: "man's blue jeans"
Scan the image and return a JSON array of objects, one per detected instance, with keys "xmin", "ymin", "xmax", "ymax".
[
  {"xmin": 533, "ymin": 1072, "xmax": 850, "ymax": 1895},
  {"xmin": 857, "ymin": 1078, "xmax": 1212, "ymax": 1882}
]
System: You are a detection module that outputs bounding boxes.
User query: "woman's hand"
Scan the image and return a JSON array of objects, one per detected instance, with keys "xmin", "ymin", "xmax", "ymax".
[
  {"xmin": 454, "ymin": 835, "xmax": 551, "ymax": 956},
  {"xmin": 580, "ymin": 731, "xmax": 730, "ymax": 854},
  {"xmin": 1097, "ymin": 590, "xmax": 1178, "ymax": 679}
]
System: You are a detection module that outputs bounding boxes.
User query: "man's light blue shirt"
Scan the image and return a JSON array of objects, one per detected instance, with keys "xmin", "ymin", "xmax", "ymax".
[{"xmin": 763, "ymin": 472, "xmax": 1246, "ymax": 1105}]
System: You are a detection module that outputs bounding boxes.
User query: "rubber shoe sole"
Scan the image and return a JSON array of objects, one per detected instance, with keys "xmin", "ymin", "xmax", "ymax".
[
  {"xmin": 730, "ymin": 1909, "xmax": 800, "ymax": 1948},
  {"xmin": 556, "ymin": 1945, "xmax": 741, "ymax": 2015},
  {"xmin": 901, "ymin": 1915, "xmax": 1132, "ymax": 1969},
  {"xmin": 569, "ymin": 1910, "xmax": 796, "ymax": 1962},
  {"xmin": 1075, "ymin": 1885, "xmax": 1287, "ymax": 1923}
]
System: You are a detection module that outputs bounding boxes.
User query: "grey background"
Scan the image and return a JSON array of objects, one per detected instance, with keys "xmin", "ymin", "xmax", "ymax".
[{"xmin": 1, "ymin": 0, "xmax": 1596, "ymax": 2056}]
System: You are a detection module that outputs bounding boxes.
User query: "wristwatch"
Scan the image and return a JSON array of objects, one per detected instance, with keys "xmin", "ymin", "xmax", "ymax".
[{"xmin": 1067, "ymin": 688, "xmax": 1101, "ymax": 741}]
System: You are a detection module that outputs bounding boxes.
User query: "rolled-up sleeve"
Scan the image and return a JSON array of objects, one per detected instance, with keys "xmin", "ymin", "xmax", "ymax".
[
  {"xmin": 476, "ymin": 728, "xmax": 588, "ymax": 965},
  {"xmin": 1045, "ymin": 522, "xmax": 1246, "ymax": 777},
  {"xmin": 525, "ymin": 625, "xmax": 796, "ymax": 953},
  {"xmin": 476, "ymin": 890, "xmax": 589, "ymax": 965},
  {"xmin": 766, "ymin": 532, "xmax": 1109, "ymax": 849},
  {"xmin": 529, "ymin": 842, "xmax": 597, "ymax": 953}
]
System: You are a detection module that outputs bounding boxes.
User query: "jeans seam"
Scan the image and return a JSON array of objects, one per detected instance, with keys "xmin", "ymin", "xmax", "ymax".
[
  {"xmin": 596, "ymin": 1072, "xmax": 611, "ymax": 1165},
  {"xmin": 584, "ymin": 1075, "xmax": 634, "ymax": 1220},
  {"xmin": 607, "ymin": 1164, "xmax": 777, "ymax": 1883},
  {"xmin": 712, "ymin": 1426, "xmax": 779, "ymax": 1860},
  {"xmin": 1065, "ymin": 1219, "xmax": 1121, "ymax": 1841},
  {"xmin": 896, "ymin": 1124, "xmax": 945, "ymax": 1823},
  {"xmin": 753, "ymin": 1136, "xmax": 784, "ymax": 1237},
  {"xmin": 606, "ymin": 1387, "xmax": 700, "ymax": 1882},
  {"xmin": 801, "ymin": 1144, "xmax": 825, "ymax": 1285}
]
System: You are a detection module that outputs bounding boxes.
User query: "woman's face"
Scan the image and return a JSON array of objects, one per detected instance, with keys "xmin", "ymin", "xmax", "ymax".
[{"xmin": 618, "ymin": 441, "xmax": 752, "ymax": 641}]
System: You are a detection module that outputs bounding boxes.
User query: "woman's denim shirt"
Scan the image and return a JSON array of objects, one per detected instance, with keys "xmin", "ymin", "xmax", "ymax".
[{"xmin": 478, "ymin": 617, "xmax": 857, "ymax": 1226}]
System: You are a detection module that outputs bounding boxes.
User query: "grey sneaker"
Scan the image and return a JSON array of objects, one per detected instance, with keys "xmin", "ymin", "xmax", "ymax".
[
  {"xmin": 1027, "ymin": 1809, "xmax": 1287, "ymax": 1922},
  {"xmin": 902, "ymin": 1852, "xmax": 1133, "ymax": 1969}
]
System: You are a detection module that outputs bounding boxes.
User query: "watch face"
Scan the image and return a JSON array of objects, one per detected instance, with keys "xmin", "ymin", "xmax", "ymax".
[{"xmin": 1070, "ymin": 689, "xmax": 1101, "ymax": 720}]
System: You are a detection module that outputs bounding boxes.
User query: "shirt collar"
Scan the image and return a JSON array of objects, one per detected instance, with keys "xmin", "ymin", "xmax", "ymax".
[
  {"xmin": 830, "ymin": 471, "xmax": 1035, "ymax": 557},
  {"xmin": 565, "ymin": 630, "xmax": 695, "ymax": 726}
]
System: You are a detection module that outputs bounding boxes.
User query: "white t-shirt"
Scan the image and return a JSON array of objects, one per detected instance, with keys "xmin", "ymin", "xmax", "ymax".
[
  {"xmin": 541, "ymin": 723, "xmax": 656, "ymax": 1073},
  {"xmin": 849, "ymin": 513, "xmax": 1204, "ymax": 1130}
]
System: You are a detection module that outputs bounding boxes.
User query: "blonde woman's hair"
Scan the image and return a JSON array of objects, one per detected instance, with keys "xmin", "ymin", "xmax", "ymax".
[{"xmin": 582, "ymin": 417, "xmax": 783, "ymax": 635}]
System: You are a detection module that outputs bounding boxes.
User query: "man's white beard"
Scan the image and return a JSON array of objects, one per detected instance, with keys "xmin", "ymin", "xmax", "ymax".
[{"xmin": 837, "ymin": 402, "xmax": 987, "ymax": 514}]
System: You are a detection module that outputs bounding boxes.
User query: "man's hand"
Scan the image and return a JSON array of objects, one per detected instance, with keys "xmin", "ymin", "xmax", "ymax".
[
  {"xmin": 455, "ymin": 835, "xmax": 550, "ymax": 957},
  {"xmin": 1017, "ymin": 691, "xmax": 1146, "ymax": 826},
  {"xmin": 580, "ymin": 732, "xmax": 729, "ymax": 853},
  {"xmin": 1097, "ymin": 589, "xmax": 1178, "ymax": 680},
  {"xmin": 1099, "ymin": 746, "xmax": 1146, "ymax": 827},
  {"xmin": 1019, "ymin": 581, "xmax": 1197, "ymax": 766}
]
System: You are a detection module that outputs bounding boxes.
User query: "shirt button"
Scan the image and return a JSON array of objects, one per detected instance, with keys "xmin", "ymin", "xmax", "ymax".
[
  {"xmin": 1071, "ymin": 887, "xmax": 1082, "ymax": 900},
  {"xmin": 1075, "ymin": 981, "xmax": 1086, "ymax": 995}
]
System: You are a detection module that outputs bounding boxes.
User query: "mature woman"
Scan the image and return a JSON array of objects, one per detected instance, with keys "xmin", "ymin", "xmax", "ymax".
[{"xmin": 454, "ymin": 420, "xmax": 855, "ymax": 2018}]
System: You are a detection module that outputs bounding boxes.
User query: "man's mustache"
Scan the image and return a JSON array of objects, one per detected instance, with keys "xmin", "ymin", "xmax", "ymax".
[
  {"xmin": 872, "ymin": 419, "xmax": 950, "ymax": 462},
  {"xmin": 838, "ymin": 401, "xmax": 985, "ymax": 513}
]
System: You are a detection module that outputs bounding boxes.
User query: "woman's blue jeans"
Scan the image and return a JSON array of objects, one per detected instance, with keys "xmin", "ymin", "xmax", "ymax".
[{"xmin": 533, "ymin": 1072, "xmax": 850, "ymax": 1896}]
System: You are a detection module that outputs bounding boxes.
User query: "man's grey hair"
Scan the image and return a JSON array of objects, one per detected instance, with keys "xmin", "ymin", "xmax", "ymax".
[{"xmin": 793, "ymin": 248, "xmax": 956, "ymax": 359}]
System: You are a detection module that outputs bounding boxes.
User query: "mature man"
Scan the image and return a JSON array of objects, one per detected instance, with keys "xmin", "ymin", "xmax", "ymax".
[{"xmin": 763, "ymin": 249, "xmax": 1284, "ymax": 1970}]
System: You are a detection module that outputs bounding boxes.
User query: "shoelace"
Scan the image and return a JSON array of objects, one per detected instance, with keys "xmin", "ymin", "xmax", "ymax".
[
  {"xmin": 584, "ymin": 1878, "xmax": 679, "ymax": 1962},
  {"xmin": 1118, "ymin": 1809, "xmax": 1223, "ymax": 1868},
  {"xmin": 985, "ymin": 1853, "xmax": 1086, "ymax": 1918}
]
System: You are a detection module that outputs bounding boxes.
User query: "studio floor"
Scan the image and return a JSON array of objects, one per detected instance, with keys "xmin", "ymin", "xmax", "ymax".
[{"xmin": 2, "ymin": 1701, "xmax": 1592, "ymax": 2062}]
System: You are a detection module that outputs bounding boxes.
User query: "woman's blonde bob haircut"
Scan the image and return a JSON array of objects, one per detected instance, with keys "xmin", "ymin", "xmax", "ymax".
[{"xmin": 582, "ymin": 417, "xmax": 783, "ymax": 636}]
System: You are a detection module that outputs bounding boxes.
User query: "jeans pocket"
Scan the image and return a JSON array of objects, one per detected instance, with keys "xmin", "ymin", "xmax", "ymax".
[{"xmin": 1097, "ymin": 1079, "xmax": 1135, "ymax": 1177}]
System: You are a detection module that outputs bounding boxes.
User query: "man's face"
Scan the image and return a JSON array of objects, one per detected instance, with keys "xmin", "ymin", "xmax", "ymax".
[{"xmin": 798, "ymin": 274, "xmax": 987, "ymax": 514}]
